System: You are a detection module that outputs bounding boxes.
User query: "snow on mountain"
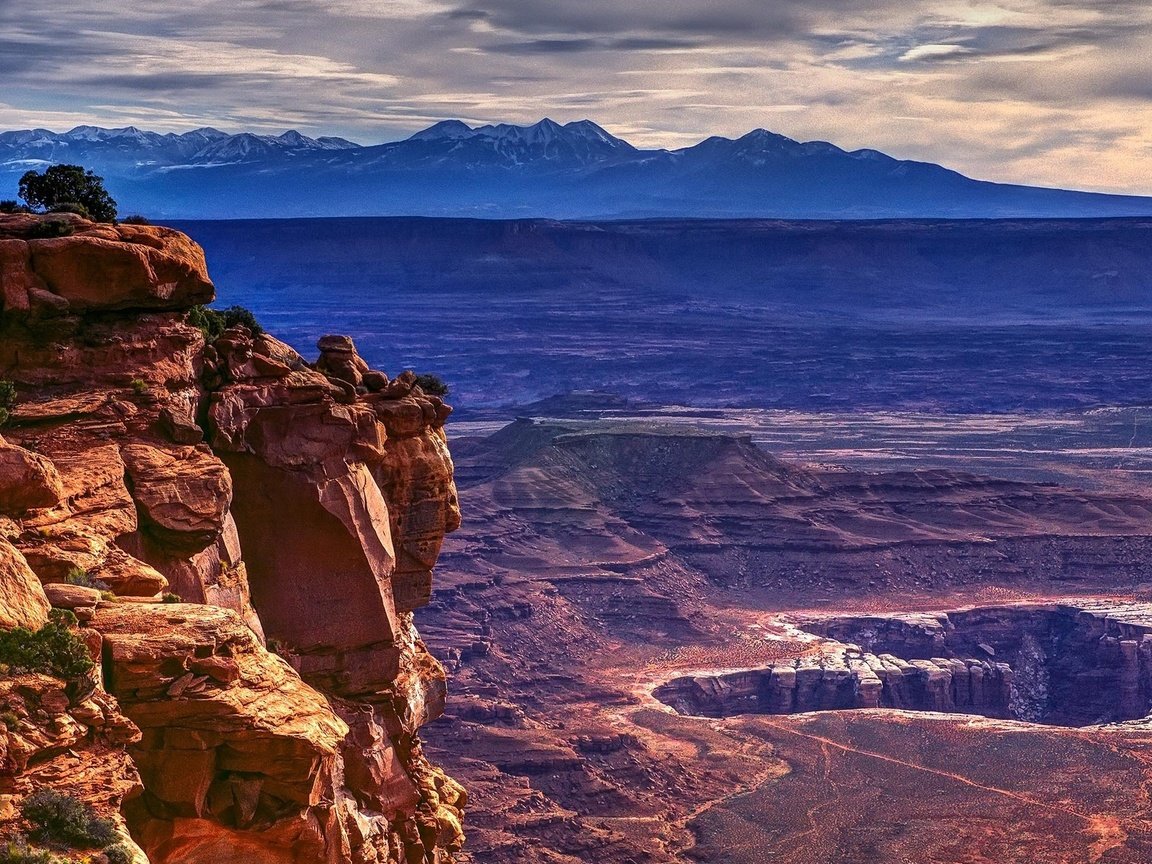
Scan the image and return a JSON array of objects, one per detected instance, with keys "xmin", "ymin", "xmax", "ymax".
[
  {"xmin": 407, "ymin": 120, "xmax": 475, "ymax": 142},
  {"xmin": 1, "ymin": 119, "xmax": 1149, "ymax": 219}
]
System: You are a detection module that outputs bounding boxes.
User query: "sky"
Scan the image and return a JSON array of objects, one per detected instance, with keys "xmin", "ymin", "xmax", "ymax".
[{"xmin": 2, "ymin": 0, "xmax": 1151, "ymax": 194}]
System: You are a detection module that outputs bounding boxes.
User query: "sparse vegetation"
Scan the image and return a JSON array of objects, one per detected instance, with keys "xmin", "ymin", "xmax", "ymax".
[
  {"xmin": 0, "ymin": 200, "xmax": 31, "ymax": 214},
  {"xmin": 0, "ymin": 710, "xmax": 20, "ymax": 730},
  {"xmin": 18, "ymin": 165, "xmax": 117, "ymax": 223},
  {"xmin": 188, "ymin": 304, "xmax": 264, "ymax": 341},
  {"xmin": 25, "ymin": 220, "xmax": 74, "ymax": 240},
  {"xmin": 119, "ymin": 214, "xmax": 152, "ymax": 225},
  {"xmin": 20, "ymin": 789, "xmax": 117, "ymax": 849},
  {"xmin": 161, "ymin": 592, "xmax": 182, "ymax": 604},
  {"xmin": 129, "ymin": 378, "xmax": 149, "ymax": 396},
  {"xmin": 46, "ymin": 203, "xmax": 90, "ymax": 218},
  {"xmin": 414, "ymin": 373, "xmax": 449, "ymax": 396},
  {"xmin": 63, "ymin": 567, "xmax": 109, "ymax": 591},
  {"xmin": 0, "ymin": 837, "xmax": 66, "ymax": 864},
  {"xmin": 0, "ymin": 380, "xmax": 16, "ymax": 427},
  {"xmin": 0, "ymin": 610, "xmax": 95, "ymax": 680},
  {"xmin": 102, "ymin": 845, "xmax": 133, "ymax": 864}
]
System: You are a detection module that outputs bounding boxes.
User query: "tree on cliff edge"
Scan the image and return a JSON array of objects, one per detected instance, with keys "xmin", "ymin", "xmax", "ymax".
[{"xmin": 18, "ymin": 165, "xmax": 117, "ymax": 223}]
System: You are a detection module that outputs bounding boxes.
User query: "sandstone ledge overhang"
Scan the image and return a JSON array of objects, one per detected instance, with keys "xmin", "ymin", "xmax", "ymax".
[{"xmin": 0, "ymin": 212, "xmax": 214, "ymax": 315}]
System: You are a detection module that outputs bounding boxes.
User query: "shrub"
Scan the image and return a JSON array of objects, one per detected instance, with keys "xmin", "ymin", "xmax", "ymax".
[
  {"xmin": 20, "ymin": 789, "xmax": 117, "ymax": 849},
  {"xmin": 119, "ymin": 214, "xmax": 151, "ymax": 225},
  {"xmin": 0, "ymin": 710, "xmax": 19, "ymax": 730},
  {"xmin": 413, "ymin": 373, "xmax": 449, "ymax": 397},
  {"xmin": 18, "ymin": 165, "xmax": 116, "ymax": 223},
  {"xmin": 102, "ymin": 845, "xmax": 133, "ymax": 864},
  {"xmin": 46, "ymin": 203, "xmax": 90, "ymax": 218},
  {"xmin": 0, "ymin": 200, "xmax": 31, "ymax": 214},
  {"xmin": 0, "ymin": 380, "xmax": 15, "ymax": 427},
  {"xmin": 63, "ymin": 567, "xmax": 109, "ymax": 591},
  {"xmin": 0, "ymin": 609, "xmax": 95, "ymax": 679},
  {"xmin": 25, "ymin": 220, "xmax": 74, "ymax": 240},
  {"xmin": 188, "ymin": 305, "xmax": 263, "ymax": 341},
  {"xmin": 129, "ymin": 379, "xmax": 148, "ymax": 396},
  {"xmin": 0, "ymin": 836, "xmax": 65, "ymax": 864}
]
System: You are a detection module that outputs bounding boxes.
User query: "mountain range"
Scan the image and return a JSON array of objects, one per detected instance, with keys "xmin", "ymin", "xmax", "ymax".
[{"xmin": 2, "ymin": 118, "xmax": 1151, "ymax": 219}]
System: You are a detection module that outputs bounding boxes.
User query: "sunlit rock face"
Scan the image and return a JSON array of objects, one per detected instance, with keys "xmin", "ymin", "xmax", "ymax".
[{"xmin": 0, "ymin": 212, "xmax": 465, "ymax": 863}]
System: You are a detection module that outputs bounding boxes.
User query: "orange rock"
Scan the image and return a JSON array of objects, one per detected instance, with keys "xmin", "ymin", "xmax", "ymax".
[
  {"xmin": 0, "ymin": 217, "xmax": 466, "ymax": 863},
  {"xmin": 0, "ymin": 539, "xmax": 51, "ymax": 630},
  {"xmin": 6, "ymin": 216, "xmax": 215, "ymax": 313},
  {"xmin": 0, "ymin": 434, "xmax": 64, "ymax": 515},
  {"xmin": 121, "ymin": 443, "xmax": 232, "ymax": 550}
]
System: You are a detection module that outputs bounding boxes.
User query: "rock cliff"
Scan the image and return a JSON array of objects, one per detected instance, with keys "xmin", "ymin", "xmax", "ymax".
[{"xmin": 0, "ymin": 213, "xmax": 464, "ymax": 862}]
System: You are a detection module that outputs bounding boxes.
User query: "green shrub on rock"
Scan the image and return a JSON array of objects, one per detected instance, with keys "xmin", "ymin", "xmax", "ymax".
[
  {"xmin": 102, "ymin": 845, "xmax": 134, "ymax": 864},
  {"xmin": 413, "ymin": 373, "xmax": 449, "ymax": 396},
  {"xmin": 46, "ymin": 203, "xmax": 90, "ymax": 218},
  {"xmin": 0, "ymin": 609, "xmax": 94, "ymax": 679},
  {"xmin": 63, "ymin": 567, "xmax": 109, "ymax": 591},
  {"xmin": 25, "ymin": 220, "xmax": 74, "ymax": 240},
  {"xmin": 0, "ymin": 837, "xmax": 66, "ymax": 864},
  {"xmin": 188, "ymin": 305, "xmax": 263, "ymax": 341},
  {"xmin": 20, "ymin": 788, "xmax": 117, "ymax": 848}
]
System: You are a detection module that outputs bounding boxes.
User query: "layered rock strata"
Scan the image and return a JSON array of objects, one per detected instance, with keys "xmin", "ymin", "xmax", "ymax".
[
  {"xmin": 655, "ymin": 653, "xmax": 1015, "ymax": 718},
  {"xmin": 656, "ymin": 603, "xmax": 1152, "ymax": 727},
  {"xmin": 0, "ymin": 213, "xmax": 464, "ymax": 862}
]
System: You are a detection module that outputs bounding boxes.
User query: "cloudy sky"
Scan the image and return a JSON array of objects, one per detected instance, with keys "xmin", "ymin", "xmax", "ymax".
[{"xmin": 2, "ymin": 0, "xmax": 1151, "ymax": 193}]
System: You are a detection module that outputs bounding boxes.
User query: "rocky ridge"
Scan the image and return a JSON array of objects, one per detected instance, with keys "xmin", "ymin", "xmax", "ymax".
[{"xmin": 0, "ymin": 213, "xmax": 464, "ymax": 862}]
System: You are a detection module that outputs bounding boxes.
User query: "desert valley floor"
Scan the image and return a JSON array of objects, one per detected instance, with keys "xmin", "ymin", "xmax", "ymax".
[{"xmin": 419, "ymin": 404, "xmax": 1152, "ymax": 864}]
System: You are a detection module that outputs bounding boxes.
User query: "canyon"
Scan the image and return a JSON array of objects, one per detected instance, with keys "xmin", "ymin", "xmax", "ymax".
[
  {"xmin": 0, "ymin": 212, "xmax": 464, "ymax": 862},
  {"xmin": 5, "ymin": 210, "xmax": 1152, "ymax": 863},
  {"xmin": 418, "ymin": 418, "xmax": 1152, "ymax": 864}
]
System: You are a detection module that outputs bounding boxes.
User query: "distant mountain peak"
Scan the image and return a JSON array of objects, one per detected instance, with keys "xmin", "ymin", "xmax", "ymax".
[
  {"xmin": 742, "ymin": 128, "xmax": 794, "ymax": 141},
  {"xmin": 407, "ymin": 119, "xmax": 474, "ymax": 142},
  {"xmin": 277, "ymin": 130, "xmax": 310, "ymax": 146},
  {"xmin": 3, "ymin": 118, "xmax": 1150, "ymax": 218},
  {"xmin": 186, "ymin": 127, "xmax": 229, "ymax": 140},
  {"xmin": 561, "ymin": 119, "xmax": 625, "ymax": 145},
  {"xmin": 406, "ymin": 117, "xmax": 632, "ymax": 152}
]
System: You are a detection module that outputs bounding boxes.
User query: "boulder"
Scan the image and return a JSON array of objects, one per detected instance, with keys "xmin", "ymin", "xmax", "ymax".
[
  {"xmin": 121, "ymin": 444, "xmax": 232, "ymax": 550},
  {"xmin": 316, "ymin": 334, "xmax": 370, "ymax": 387},
  {"xmin": 43, "ymin": 582, "xmax": 103, "ymax": 610},
  {"xmin": 19, "ymin": 221, "xmax": 213, "ymax": 313},
  {"xmin": 0, "ymin": 540, "xmax": 51, "ymax": 630},
  {"xmin": 0, "ymin": 435, "xmax": 64, "ymax": 514}
]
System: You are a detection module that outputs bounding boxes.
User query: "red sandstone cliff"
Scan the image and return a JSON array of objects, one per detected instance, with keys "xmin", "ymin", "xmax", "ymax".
[{"xmin": 0, "ymin": 213, "xmax": 464, "ymax": 863}]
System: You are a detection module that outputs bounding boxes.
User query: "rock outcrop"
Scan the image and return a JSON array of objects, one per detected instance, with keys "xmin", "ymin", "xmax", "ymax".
[
  {"xmin": 654, "ymin": 652, "xmax": 1015, "ymax": 719},
  {"xmin": 0, "ymin": 213, "xmax": 464, "ymax": 862},
  {"xmin": 657, "ymin": 602, "xmax": 1152, "ymax": 727}
]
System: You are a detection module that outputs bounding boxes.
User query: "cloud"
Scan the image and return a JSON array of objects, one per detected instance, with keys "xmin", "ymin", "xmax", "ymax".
[
  {"xmin": 898, "ymin": 44, "xmax": 974, "ymax": 62},
  {"xmin": 482, "ymin": 36, "xmax": 702, "ymax": 54},
  {"xmin": 0, "ymin": 0, "xmax": 1151, "ymax": 193}
]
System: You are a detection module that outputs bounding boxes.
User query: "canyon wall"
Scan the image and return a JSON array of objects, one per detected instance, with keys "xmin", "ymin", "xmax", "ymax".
[
  {"xmin": 0, "ymin": 212, "xmax": 464, "ymax": 862},
  {"xmin": 656, "ymin": 604, "xmax": 1152, "ymax": 727}
]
